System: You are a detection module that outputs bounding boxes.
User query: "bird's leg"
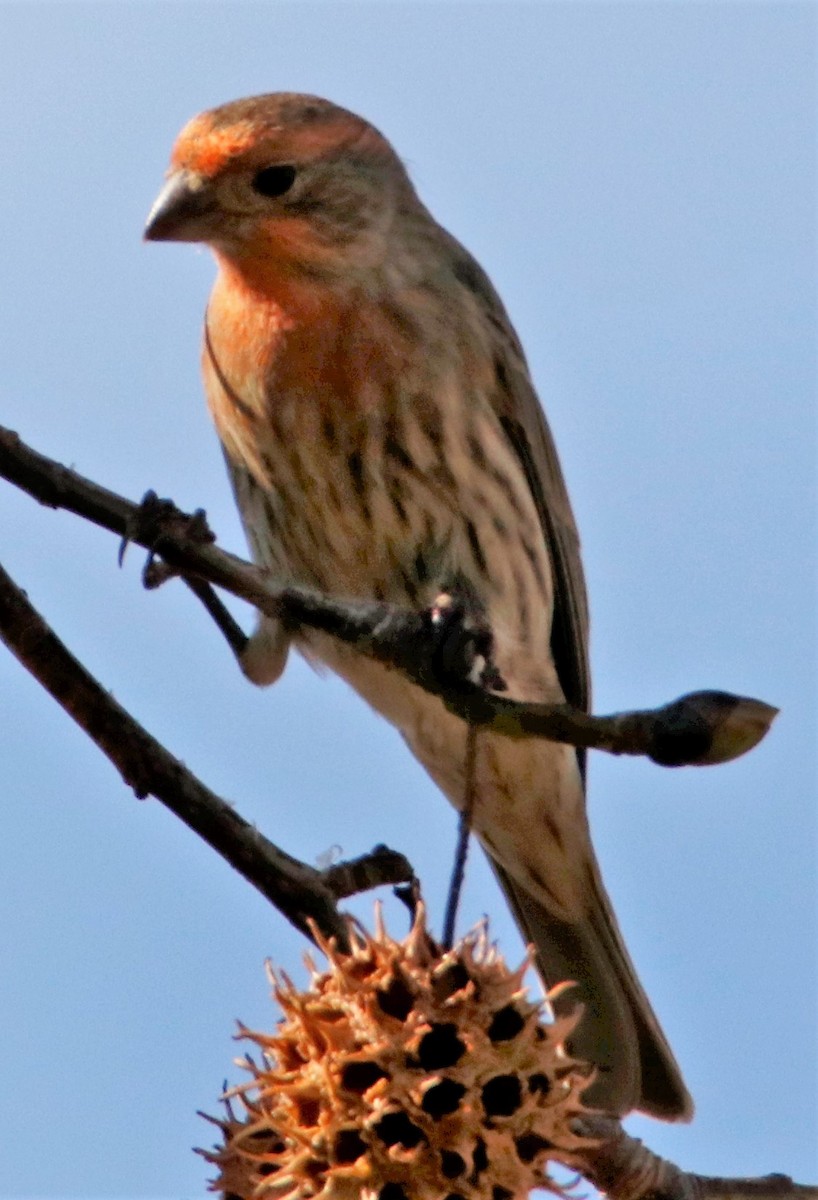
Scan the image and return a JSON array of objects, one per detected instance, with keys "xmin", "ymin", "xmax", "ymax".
[{"xmin": 239, "ymin": 613, "xmax": 290, "ymax": 686}]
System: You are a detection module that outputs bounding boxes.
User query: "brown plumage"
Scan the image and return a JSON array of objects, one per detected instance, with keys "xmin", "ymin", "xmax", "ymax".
[{"xmin": 145, "ymin": 93, "xmax": 693, "ymax": 1121}]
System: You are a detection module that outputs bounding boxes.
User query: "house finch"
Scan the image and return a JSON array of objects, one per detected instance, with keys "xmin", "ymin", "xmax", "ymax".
[{"xmin": 145, "ymin": 93, "xmax": 692, "ymax": 1120}]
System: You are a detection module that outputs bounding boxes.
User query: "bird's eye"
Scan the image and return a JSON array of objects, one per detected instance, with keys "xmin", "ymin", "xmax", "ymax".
[{"xmin": 251, "ymin": 164, "xmax": 297, "ymax": 198}]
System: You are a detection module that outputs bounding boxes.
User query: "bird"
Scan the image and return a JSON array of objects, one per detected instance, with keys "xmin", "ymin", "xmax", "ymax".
[{"xmin": 145, "ymin": 92, "xmax": 692, "ymax": 1121}]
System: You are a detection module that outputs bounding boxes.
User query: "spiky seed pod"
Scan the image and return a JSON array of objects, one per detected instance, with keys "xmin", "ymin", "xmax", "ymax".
[{"xmin": 201, "ymin": 906, "xmax": 595, "ymax": 1200}]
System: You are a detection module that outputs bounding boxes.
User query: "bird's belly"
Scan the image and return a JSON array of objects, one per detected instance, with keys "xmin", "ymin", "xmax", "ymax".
[
  {"xmin": 312, "ymin": 634, "xmax": 591, "ymax": 922},
  {"xmin": 222, "ymin": 378, "xmax": 591, "ymax": 919}
]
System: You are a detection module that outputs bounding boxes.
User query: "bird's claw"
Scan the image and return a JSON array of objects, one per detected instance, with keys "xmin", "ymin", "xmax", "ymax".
[{"xmin": 118, "ymin": 491, "xmax": 217, "ymax": 590}]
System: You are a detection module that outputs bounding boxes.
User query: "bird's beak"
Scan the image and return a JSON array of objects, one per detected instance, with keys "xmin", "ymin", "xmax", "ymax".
[{"xmin": 144, "ymin": 170, "xmax": 215, "ymax": 242}]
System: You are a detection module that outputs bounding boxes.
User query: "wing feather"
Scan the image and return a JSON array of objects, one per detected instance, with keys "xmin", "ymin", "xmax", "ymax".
[{"xmin": 447, "ymin": 242, "xmax": 590, "ymax": 726}]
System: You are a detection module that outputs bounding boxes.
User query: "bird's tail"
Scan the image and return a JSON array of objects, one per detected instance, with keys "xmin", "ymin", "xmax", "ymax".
[{"xmin": 492, "ymin": 858, "xmax": 693, "ymax": 1121}]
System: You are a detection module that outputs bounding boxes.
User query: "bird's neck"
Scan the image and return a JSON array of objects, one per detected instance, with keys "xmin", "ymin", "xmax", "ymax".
[
  {"xmin": 204, "ymin": 249, "xmax": 368, "ymax": 483},
  {"xmin": 211, "ymin": 249, "xmax": 336, "ymax": 325}
]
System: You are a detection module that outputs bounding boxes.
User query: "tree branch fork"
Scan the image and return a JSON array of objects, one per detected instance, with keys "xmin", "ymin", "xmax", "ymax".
[{"xmin": 0, "ymin": 424, "xmax": 805, "ymax": 1200}]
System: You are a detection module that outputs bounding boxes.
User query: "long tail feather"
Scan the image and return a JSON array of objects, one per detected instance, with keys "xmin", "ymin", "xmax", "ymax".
[{"xmin": 492, "ymin": 857, "xmax": 693, "ymax": 1121}]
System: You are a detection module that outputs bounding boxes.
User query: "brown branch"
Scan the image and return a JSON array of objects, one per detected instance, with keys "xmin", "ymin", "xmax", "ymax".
[
  {"xmin": 574, "ymin": 1116, "xmax": 818, "ymax": 1200},
  {"xmin": 0, "ymin": 424, "xmax": 778, "ymax": 768},
  {"xmin": 320, "ymin": 844, "xmax": 416, "ymax": 899},
  {"xmin": 0, "ymin": 559, "xmax": 413, "ymax": 946}
]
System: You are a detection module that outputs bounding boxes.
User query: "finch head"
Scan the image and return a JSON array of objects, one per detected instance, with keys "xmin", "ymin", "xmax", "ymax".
[{"xmin": 144, "ymin": 93, "xmax": 415, "ymax": 275}]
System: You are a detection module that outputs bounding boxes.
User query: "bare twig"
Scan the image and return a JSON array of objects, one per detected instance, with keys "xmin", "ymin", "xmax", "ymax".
[
  {"xmin": 320, "ymin": 844, "xmax": 415, "ymax": 899},
  {"xmin": 0, "ymin": 425, "xmax": 778, "ymax": 768},
  {"xmin": 442, "ymin": 723, "xmax": 478, "ymax": 949},
  {"xmin": 183, "ymin": 574, "xmax": 249, "ymax": 657}
]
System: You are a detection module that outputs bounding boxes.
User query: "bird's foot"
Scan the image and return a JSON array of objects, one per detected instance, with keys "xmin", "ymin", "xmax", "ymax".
[
  {"xmin": 119, "ymin": 489, "xmax": 216, "ymax": 589},
  {"xmin": 426, "ymin": 591, "xmax": 507, "ymax": 693}
]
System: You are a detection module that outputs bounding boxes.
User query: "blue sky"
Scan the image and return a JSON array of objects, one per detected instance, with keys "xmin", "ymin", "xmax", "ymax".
[{"xmin": 0, "ymin": 2, "xmax": 815, "ymax": 1194}]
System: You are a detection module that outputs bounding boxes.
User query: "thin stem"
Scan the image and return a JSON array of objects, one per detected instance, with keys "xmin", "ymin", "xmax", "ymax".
[{"xmin": 442, "ymin": 724, "xmax": 478, "ymax": 950}]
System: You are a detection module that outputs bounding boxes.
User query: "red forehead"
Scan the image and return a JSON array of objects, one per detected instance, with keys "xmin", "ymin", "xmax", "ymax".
[
  {"xmin": 170, "ymin": 114, "xmax": 257, "ymax": 177},
  {"xmin": 170, "ymin": 107, "xmax": 387, "ymax": 178}
]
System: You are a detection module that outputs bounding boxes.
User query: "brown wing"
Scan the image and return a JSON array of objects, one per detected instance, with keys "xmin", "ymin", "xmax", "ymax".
[
  {"xmin": 442, "ymin": 240, "xmax": 693, "ymax": 1121},
  {"xmin": 447, "ymin": 241, "xmax": 590, "ymax": 732}
]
